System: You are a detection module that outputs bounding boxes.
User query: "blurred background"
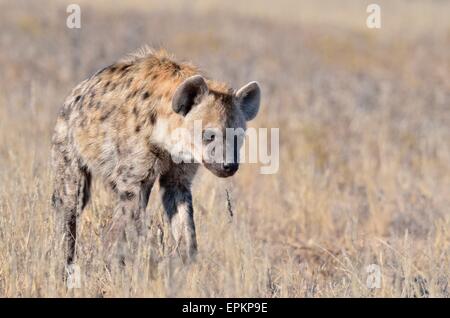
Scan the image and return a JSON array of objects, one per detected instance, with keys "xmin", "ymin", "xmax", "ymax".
[{"xmin": 0, "ymin": 0, "xmax": 449, "ymax": 297}]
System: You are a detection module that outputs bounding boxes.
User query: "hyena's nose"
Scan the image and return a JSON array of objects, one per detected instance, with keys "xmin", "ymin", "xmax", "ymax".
[{"xmin": 223, "ymin": 162, "xmax": 239, "ymax": 173}]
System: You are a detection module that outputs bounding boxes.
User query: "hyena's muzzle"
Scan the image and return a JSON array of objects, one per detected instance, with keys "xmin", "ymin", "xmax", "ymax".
[{"xmin": 203, "ymin": 135, "xmax": 240, "ymax": 178}]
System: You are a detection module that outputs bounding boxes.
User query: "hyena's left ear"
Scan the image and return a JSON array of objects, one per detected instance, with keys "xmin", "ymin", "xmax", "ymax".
[
  {"xmin": 172, "ymin": 75, "xmax": 209, "ymax": 116},
  {"xmin": 236, "ymin": 81, "xmax": 261, "ymax": 121}
]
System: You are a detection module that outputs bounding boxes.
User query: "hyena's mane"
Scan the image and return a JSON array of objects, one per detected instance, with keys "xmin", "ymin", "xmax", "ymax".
[{"xmin": 120, "ymin": 46, "xmax": 232, "ymax": 97}]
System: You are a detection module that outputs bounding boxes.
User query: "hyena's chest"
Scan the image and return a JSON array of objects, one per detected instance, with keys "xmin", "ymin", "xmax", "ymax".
[{"xmin": 73, "ymin": 119, "xmax": 171, "ymax": 180}]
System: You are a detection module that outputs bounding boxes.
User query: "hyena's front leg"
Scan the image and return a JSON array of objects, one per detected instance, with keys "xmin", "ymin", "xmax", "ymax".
[
  {"xmin": 103, "ymin": 179, "xmax": 154, "ymax": 264},
  {"xmin": 159, "ymin": 165, "xmax": 198, "ymax": 262}
]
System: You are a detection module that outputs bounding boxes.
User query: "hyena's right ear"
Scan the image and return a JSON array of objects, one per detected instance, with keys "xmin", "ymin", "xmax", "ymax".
[
  {"xmin": 236, "ymin": 81, "xmax": 261, "ymax": 121},
  {"xmin": 172, "ymin": 75, "xmax": 209, "ymax": 116}
]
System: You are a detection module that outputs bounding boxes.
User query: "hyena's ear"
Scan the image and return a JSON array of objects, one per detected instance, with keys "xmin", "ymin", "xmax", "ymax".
[
  {"xmin": 172, "ymin": 75, "xmax": 209, "ymax": 116},
  {"xmin": 236, "ymin": 81, "xmax": 261, "ymax": 121}
]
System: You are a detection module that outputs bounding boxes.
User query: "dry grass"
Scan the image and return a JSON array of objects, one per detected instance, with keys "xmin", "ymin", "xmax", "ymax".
[{"xmin": 0, "ymin": 0, "xmax": 449, "ymax": 297}]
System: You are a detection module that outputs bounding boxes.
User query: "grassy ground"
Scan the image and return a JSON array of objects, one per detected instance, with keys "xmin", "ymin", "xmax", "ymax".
[{"xmin": 0, "ymin": 0, "xmax": 449, "ymax": 297}]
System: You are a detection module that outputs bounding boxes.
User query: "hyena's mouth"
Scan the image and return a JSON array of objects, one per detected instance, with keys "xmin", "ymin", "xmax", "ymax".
[{"xmin": 203, "ymin": 162, "xmax": 239, "ymax": 178}]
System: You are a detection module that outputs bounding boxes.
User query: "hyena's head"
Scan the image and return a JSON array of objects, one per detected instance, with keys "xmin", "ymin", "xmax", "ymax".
[{"xmin": 170, "ymin": 75, "xmax": 261, "ymax": 177}]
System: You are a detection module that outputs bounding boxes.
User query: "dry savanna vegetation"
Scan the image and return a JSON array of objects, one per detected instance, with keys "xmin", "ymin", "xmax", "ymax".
[{"xmin": 0, "ymin": 0, "xmax": 449, "ymax": 297}]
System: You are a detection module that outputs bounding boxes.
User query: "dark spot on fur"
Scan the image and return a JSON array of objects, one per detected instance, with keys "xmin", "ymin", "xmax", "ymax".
[
  {"xmin": 149, "ymin": 111, "xmax": 157, "ymax": 125},
  {"xmin": 126, "ymin": 78, "xmax": 132, "ymax": 88},
  {"xmin": 51, "ymin": 193, "xmax": 63, "ymax": 208},
  {"xmin": 60, "ymin": 106, "xmax": 71, "ymax": 120},
  {"xmin": 102, "ymin": 83, "xmax": 110, "ymax": 95},
  {"xmin": 126, "ymin": 90, "xmax": 139, "ymax": 100},
  {"xmin": 142, "ymin": 91, "xmax": 150, "ymax": 100},
  {"xmin": 75, "ymin": 95, "xmax": 81, "ymax": 103},
  {"xmin": 99, "ymin": 108, "xmax": 113, "ymax": 121},
  {"xmin": 51, "ymin": 193, "xmax": 57, "ymax": 206},
  {"xmin": 110, "ymin": 66, "xmax": 117, "ymax": 73},
  {"xmin": 119, "ymin": 65, "xmax": 131, "ymax": 77},
  {"xmin": 117, "ymin": 165, "xmax": 125, "ymax": 175},
  {"xmin": 149, "ymin": 144, "xmax": 165, "ymax": 159},
  {"xmin": 151, "ymin": 74, "xmax": 158, "ymax": 80},
  {"xmin": 133, "ymin": 106, "xmax": 139, "ymax": 117},
  {"xmin": 135, "ymin": 125, "xmax": 141, "ymax": 133},
  {"xmin": 172, "ymin": 63, "xmax": 181, "ymax": 75},
  {"xmin": 120, "ymin": 191, "xmax": 135, "ymax": 201},
  {"xmin": 110, "ymin": 181, "xmax": 117, "ymax": 192}
]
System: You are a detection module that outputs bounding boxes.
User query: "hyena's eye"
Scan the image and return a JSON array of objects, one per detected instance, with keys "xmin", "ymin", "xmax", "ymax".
[{"xmin": 203, "ymin": 130, "xmax": 216, "ymax": 143}]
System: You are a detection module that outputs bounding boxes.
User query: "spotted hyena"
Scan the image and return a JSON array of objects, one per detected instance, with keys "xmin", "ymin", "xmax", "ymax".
[{"xmin": 51, "ymin": 48, "xmax": 261, "ymax": 267}]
